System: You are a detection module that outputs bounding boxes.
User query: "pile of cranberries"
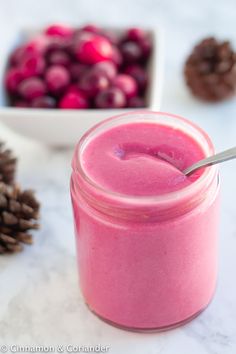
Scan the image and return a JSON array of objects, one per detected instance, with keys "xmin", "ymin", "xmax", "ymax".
[{"xmin": 4, "ymin": 24, "xmax": 152, "ymax": 109}]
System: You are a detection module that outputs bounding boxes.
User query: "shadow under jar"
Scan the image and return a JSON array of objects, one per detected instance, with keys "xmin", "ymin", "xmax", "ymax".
[{"xmin": 70, "ymin": 111, "xmax": 220, "ymax": 331}]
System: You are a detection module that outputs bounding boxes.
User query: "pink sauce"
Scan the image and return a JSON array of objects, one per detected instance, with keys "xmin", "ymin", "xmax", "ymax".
[
  {"xmin": 81, "ymin": 122, "xmax": 205, "ymax": 196},
  {"xmin": 72, "ymin": 116, "xmax": 220, "ymax": 330}
]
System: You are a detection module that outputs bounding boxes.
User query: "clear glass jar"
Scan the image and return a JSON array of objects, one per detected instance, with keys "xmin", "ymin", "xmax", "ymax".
[{"xmin": 70, "ymin": 112, "xmax": 220, "ymax": 331}]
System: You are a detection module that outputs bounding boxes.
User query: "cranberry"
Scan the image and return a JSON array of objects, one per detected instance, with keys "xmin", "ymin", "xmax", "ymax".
[
  {"xmin": 120, "ymin": 41, "xmax": 142, "ymax": 63},
  {"xmin": 126, "ymin": 27, "xmax": 147, "ymax": 42},
  {"xmin": 9, "ymin": 45, "xmax": 38, "ymax": 67},
  {"xmin": 128, "ymin": 96, "xmax": 146, "ymax": 108},
  {"xmin": 45, "ymin": 24, "xmax": 74, "ymax": 38},
  {"xmin": 78, "ymin": 71, "xmax": 109, "ymax": 97},
  {"xmin": 113, "ymin": 74, "xmax": 137, "ymax": 98},
  {"xmin": 31, "ymin": 96, "xmax": 56, "ymax": 108},
  {"xmin": 5, "ymin": 68, "xmax": 23, "ymax": 93},
  {"xmin": 45, "ymin": 65, "xmax": 70, "ymax": 95},
  {"xmin": 59, "ymin": 90, "xmax": 89, "ymax": 109},
  {"xmin": 81, "ymin": 24, "xmax": 100, "ymax": 34},
  {"xmin": 74, "ymin": 33, "xmax": 113, "ymax": 64},
  {"xmin": 18, "ymin": 77, "xmax": 46, "ymax": 100},
  {"xmin": 95, "ymin": 87, "xmax": 126, "ymax": 108},
  {"xmin": 20, "ymin": 54, "xmax": 46, "ymax": 78},
  {"xmin": 47, "ymin": 50, "xmax": 71, "ymax": 66},
  {"xmin": 70, "ymin": 63, "xmax": 88, "ymax": 81},
  {"xmin": 123, "ymin": 28, "xmax": 152, "ymax": 61},
  {"xmin": 124, "ymin": 65, "xmax": 148, "ymax": 92},
  {"xmin": 93, "ymin": 61, "xmax": 117, "ymax": 80}
]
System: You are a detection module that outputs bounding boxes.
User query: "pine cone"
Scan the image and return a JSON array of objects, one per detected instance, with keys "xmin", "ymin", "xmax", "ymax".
[
  {"xmin": 0, "ymin": 182, "xmax": 40, "ymax": 254},
  {"xmin": 0, "ymin": 142, "xmax": 17, "ymax": 184},
  {"xmin": 184, "ymin": 37, "xmax": 236, "ymax": 102}
]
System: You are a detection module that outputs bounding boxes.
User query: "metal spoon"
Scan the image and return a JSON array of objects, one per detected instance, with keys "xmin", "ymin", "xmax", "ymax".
[{"xmin": 183, "ymin": 147, "xmax": 236, "ymax": 175}]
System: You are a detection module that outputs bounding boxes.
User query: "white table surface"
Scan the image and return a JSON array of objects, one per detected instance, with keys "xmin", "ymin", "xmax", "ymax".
[{"xmin": 0, "ymin": 0, "xmax": 236, "ymax": 353}]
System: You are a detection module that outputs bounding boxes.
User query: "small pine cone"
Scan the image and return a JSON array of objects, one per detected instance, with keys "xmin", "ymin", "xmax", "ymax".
[
  {"xmin": 0, "ymin": 182, "xmax": 40, "ymax": 254},
  {"xmin": 184, "ymin": 37, "xmax": 236, "ymax": 102},
  {"xmin": 0, "ymin": 142, "xmax": 17, "ymax": 185}
]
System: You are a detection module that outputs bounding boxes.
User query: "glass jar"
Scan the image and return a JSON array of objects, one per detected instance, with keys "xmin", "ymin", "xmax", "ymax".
[{"xmin": 70, "ymin": 112, "xmax": 220, "ymax": 331}]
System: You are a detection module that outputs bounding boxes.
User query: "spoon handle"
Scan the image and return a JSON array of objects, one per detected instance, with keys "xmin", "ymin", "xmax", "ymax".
[{"xmin": 183, "ymin": 146, "xmax": 236, "ymax": 175}]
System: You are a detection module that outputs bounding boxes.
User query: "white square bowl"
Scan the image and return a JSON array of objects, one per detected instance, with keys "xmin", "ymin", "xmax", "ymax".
[{"xmin": 0, "ymin": 27, "xmax": 164, "ymax": 147}]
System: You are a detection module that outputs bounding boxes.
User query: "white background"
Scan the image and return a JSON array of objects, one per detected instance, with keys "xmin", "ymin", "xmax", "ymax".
[{"xmin": 0, "ymin": 0, "xmax": 236, "ymax": 353}]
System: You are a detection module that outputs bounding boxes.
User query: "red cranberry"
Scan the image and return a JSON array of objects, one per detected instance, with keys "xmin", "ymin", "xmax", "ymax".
[
  {"xmin": 93, "ymin": 61, "xmax": 117, "ymax": 80},
  {"xmin": 95, "ymin": 87, "xmax": 126, "ymax": 108},
  {"xmin": 81, "ymin": 24, "xmax": 100, "ymax": 34},
  {"xmin": 5, "ymin": 68, "xmax": 23, "ymax": 93},
  {"xmin": 124, "ymin": 65, "xmax": 148, "ymax": 92},
  {"xmin": 74, "ymin": 33, "xmax": 113, "ymax": 64},
  {"xmin": 59, "ymin": 90, "xmax": 89, "ymax": 109},
  {"xmin": 9, "ymin": 45, "xmax": 38, "ymax": 67},
  {"xmin": 20, "ymin": 54, "xmax": 46, "ymax": 78},
  {"xmin": 47, "ymin": 50, "xmax": 71, "ymax": 66},
  {"xmin": 113, "ymin": 74, "xmax": 138, "ymax": 98},
  {"xmin": 126, "ymin": 27, "xmax": 147, "ymax": 42},
  {"xmin": 18, "ymin": 77, "xmax": 46, "ymax": 100},
  {"xmin": 78, "ymin": 71, "xmax": 109, "ymax": 97},
  {"xmin": 14, "ymin": 100, "xmax": 29, "ymax": 108},
  {"xmin": 45, "ymin": 24, "xmax": 74, "ymax": 38},
  {"xmin": 45, "ymin": 65, "xmax": 70, "ymax": 95},
  {"xmin": 70, "ymin": 63, "xmax": 88, "ymax": 81},
  {"xmin": 31, "ymin": 96, "xmax": 56, "ymax": 108},
  {"xmin": 128, "ymin": 96, "xmax": 146, "ymax": 108},
  {"xmin": 120, "ymin": 41, "xmax": 142, "ymax": 63}
]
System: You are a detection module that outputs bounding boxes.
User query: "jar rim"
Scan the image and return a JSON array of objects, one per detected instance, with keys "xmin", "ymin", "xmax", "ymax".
[{"xmin": 72, "ymin": 110, "xmax": 217, "ymax": 207}]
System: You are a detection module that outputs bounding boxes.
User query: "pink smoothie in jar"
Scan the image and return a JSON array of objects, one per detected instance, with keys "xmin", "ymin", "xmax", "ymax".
[{"xmin": 71, "ymin": 111, "xmax": 220, "ymax": 331}]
